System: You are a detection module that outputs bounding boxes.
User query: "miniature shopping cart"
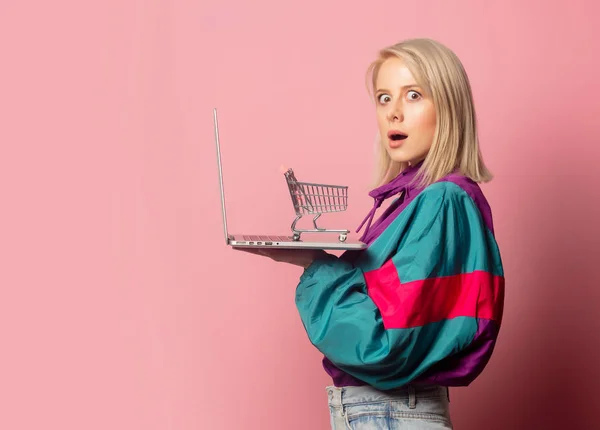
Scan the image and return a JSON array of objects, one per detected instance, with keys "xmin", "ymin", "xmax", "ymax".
[{"xmin": 283, "ymin": 168, "xmax": 350, "ymax": 242}]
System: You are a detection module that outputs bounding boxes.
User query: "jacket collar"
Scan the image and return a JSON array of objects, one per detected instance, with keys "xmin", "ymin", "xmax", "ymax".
[{"xmin": 356, "ymin": 161, "xmax": 424, "ymax": 242}]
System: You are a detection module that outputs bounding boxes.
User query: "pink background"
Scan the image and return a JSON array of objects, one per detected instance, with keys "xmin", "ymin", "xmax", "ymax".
[{"xmin": 1, "ymin": 0, "xmax": 599, "ymax": 429}]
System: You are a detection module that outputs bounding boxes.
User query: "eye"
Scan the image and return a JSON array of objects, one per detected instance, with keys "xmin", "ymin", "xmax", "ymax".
[
  {"xmin": 407, "ymin": 90, "xmax": 422, "ymax": 101},
  {"xmin": 377, "ymin": 94, "xmax": 391, "ymax": 104}
]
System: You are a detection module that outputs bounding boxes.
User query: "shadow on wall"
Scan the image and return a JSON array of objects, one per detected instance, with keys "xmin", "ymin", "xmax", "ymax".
[{"xmin": 458, "ymin": 138, "xmax": 600, "ymax": 429}]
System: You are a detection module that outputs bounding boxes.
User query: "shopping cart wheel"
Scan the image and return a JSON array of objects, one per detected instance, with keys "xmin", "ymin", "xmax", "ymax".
[
  {"xmin": 293, "ymin": 233, "xmax": 301, "ymax": 241},
  {"xmin": 339, "ymin": 233, "xmax": 347, "ymax": 242}
]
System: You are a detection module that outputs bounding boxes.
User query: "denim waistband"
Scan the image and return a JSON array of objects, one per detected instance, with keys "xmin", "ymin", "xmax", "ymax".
[{"xmin": 326, "ymin": 384, "xmax": 449, "ymax": 408}]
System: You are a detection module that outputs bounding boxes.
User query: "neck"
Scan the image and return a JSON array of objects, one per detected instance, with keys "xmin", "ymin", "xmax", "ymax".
[{"xmin": 408, "ymin": 157, "xmax": 425, "ymax": 167}]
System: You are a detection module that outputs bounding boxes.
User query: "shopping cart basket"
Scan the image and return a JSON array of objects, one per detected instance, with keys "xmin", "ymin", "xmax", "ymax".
[{"xmin": 283, "ymin": 168, "xmax": 350, "ymax": 242}]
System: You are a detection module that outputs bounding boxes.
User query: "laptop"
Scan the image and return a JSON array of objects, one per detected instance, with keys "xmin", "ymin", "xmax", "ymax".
[{"xmin": 213, "ymin": 108, "xmax": 367, "ymax": 250}]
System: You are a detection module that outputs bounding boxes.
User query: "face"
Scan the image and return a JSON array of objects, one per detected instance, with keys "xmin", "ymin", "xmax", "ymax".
[{"xmin": 374, "ymin": 57, "xmax": 436, "ymax": 166}]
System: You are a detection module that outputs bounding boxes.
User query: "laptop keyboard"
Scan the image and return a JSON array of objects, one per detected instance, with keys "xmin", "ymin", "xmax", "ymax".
[{"xmin": 243, "ymin": 235, "xmax": 293, "ymax": 241}]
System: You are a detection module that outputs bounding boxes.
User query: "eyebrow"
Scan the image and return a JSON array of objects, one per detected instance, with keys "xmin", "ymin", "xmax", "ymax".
[{"xmin": 375, "ymin": 84, "xmax": 421, "ymax": 93}]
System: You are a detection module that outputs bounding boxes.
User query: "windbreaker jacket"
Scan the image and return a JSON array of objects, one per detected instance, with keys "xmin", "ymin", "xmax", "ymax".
[{"xmin": 295, "ymin": 164, "xmax": 505, "ymax": 390}]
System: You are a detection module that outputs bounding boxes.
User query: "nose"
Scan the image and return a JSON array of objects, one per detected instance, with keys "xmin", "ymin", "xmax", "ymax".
[{"xmin": 387, "ymin": 100, "xmax": 403, "ymax": 123}]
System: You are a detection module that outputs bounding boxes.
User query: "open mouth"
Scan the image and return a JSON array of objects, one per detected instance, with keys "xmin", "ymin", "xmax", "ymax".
[{"xmin": 388, "ymin": 132, "xmax": 408, "ymax": 141}]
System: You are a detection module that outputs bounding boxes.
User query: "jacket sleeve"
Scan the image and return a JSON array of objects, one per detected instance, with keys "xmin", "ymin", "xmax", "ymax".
[{"xmin": 294, "ymin": 182, "xmax": 504, "ymax": 390}]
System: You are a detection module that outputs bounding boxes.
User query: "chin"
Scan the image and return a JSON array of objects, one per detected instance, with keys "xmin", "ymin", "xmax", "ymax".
[
  {"xmin": 385, "ymin": 148, "xmax": 413, "ymax": 163},
  {"xmin": 390, "ymin": 156, "xmax": 412, "ymax": 163}
]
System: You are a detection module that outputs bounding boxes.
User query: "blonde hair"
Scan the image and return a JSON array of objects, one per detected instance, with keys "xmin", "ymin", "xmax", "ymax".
[{"xmin": 366, "ymin": 38, "xmax": 492, "ymax": 188}]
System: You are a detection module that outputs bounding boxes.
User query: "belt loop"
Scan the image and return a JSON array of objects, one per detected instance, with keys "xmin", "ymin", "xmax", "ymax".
[
  {"xmin": 447, "ymin": 387, "xmax": 450, "ymax": 403},
  {"xmin": 408, "ymin": 385, "xmax": 416, "ymax": 409},
  {"xmin": 326, "ymin": 386, "xmax": 342, "ymax": 406}
]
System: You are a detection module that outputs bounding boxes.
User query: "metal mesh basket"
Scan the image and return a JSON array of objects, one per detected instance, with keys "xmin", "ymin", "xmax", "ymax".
[{"xmin": 283, "ymin": 168, "xmax": 349, "ymax": 242}]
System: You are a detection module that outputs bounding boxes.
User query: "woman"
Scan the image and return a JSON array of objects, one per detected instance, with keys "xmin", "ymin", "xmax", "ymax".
[{"xmin": 239, "ymin": 38, "xmax": 505, "ymax": 430}]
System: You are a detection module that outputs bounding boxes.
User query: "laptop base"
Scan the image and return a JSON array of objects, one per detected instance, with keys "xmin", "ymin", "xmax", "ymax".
[{"xmin": 228, "ymin": 234, "xmax": 365, "ymax": 250}]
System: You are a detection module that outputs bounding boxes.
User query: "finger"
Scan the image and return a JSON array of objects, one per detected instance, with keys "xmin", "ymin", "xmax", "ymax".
[{"xmin": 233, "ymin": 247, "xmax": 265, "ymax": 255}]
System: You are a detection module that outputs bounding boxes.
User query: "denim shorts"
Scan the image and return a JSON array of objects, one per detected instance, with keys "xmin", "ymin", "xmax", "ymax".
[{"xmin": 326, "ymin": 384, "xmax": 453, "ymax": 429}]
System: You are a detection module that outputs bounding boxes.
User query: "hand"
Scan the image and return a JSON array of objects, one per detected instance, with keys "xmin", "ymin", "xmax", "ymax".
[{"xmin": 233, "ymin": 247, "xmax": 331, "ymax": 268}]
